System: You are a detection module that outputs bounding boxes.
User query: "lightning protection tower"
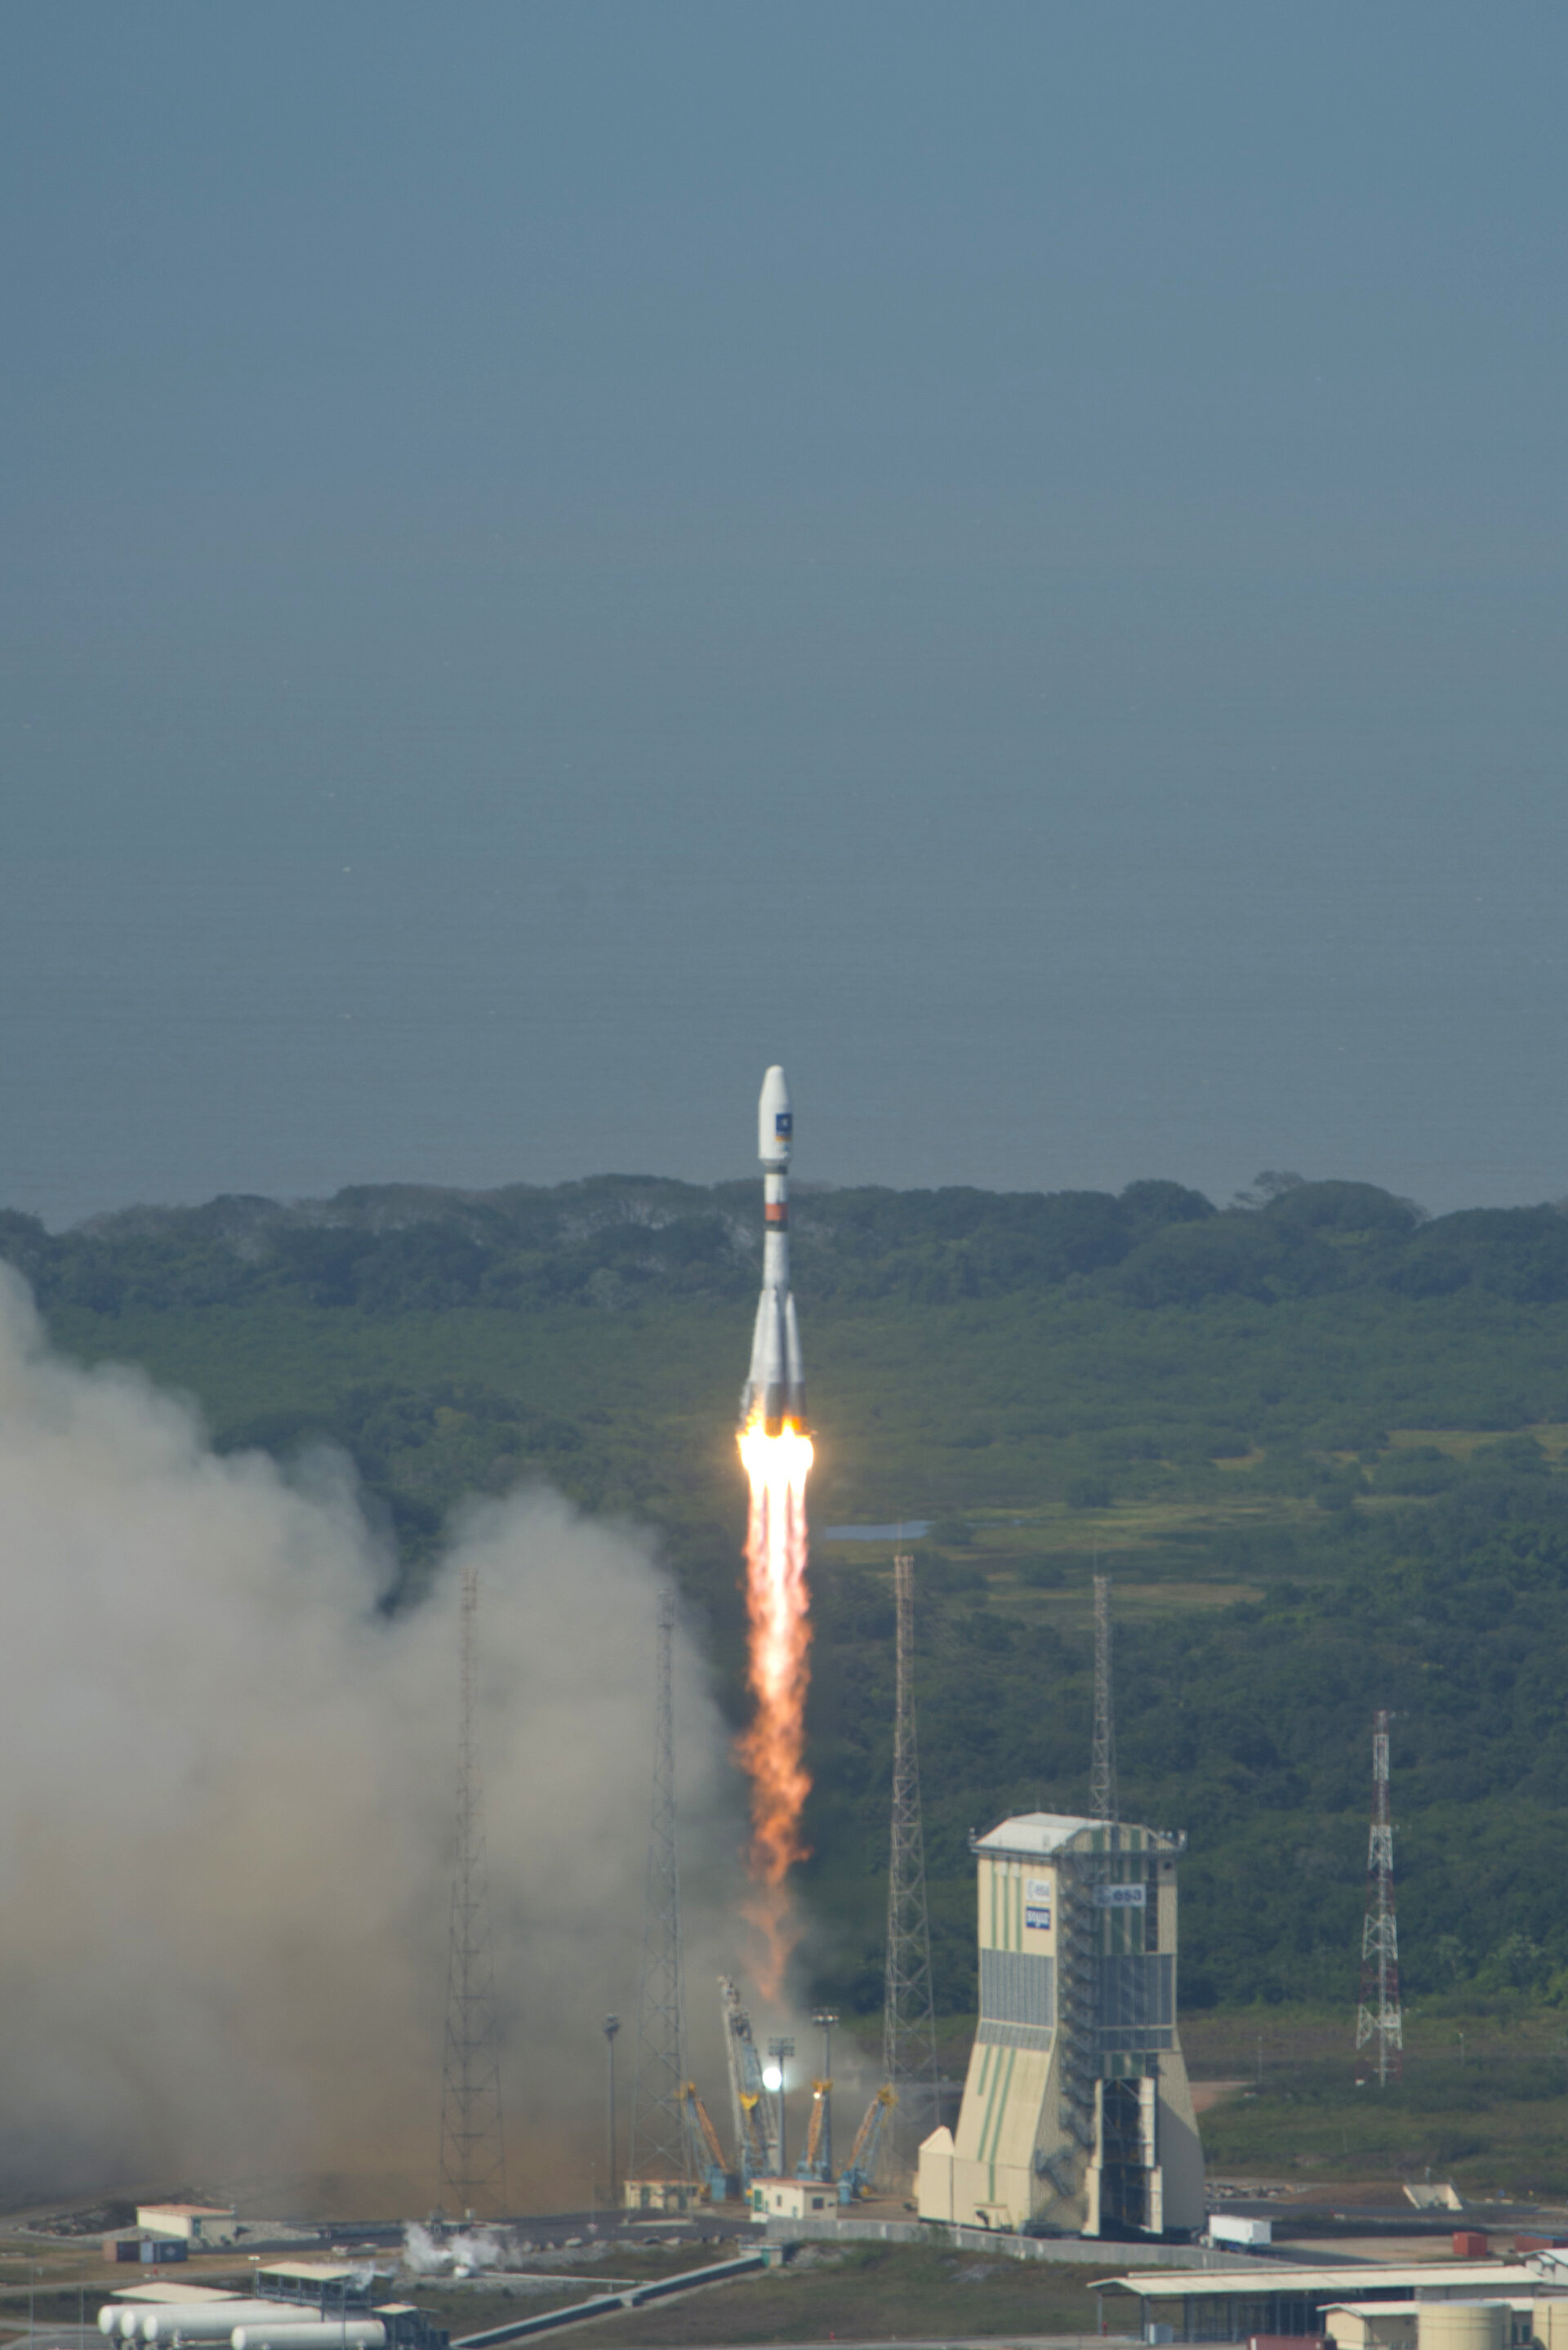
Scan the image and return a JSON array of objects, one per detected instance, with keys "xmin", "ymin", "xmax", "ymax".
[
  {"xmin": 1089, "ymin": 1569, "xmax": 1118, "ymax": 1823},
  {"xmin": 438, "ymin": 1562, "xmax": 509, "ymax": 2217},
  {"xmin": 1355, "ymin": 1707, "xmax": 1403, "ymax": 2086},
  {"xmin": 883, "ymin": 1551, "xmax": 939, "ymax": 2172},
  {"xmin": 627, "ymin": 1586, "xmax": 693, "ymax": 2189}
]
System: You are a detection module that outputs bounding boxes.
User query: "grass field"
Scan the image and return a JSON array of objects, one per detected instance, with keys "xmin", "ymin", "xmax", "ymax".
[
  {"xmin": 409, "ymin": 2246, "xmax": 744, "ymax": 2336},
  {"xmin": 1182, "ymin": 2004, "xmax": 1568, "ymax": 2196},
  {"xmin": 810, "ymin": 2002, "xmax": 1568, "ymax": 2202},
  {"xmin": 0, "ymin": 2247, "xmax": 1140, "ymax": 2350},
  {"xmin": 560, "ymin": 2242, "xmax": 1134, "ymax": 2348}
]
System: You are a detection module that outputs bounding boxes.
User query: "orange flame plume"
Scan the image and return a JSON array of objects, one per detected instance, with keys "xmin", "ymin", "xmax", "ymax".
[{"xmin": 736, "ymin": 1420, "xmax": 814, "ymax": 1993}]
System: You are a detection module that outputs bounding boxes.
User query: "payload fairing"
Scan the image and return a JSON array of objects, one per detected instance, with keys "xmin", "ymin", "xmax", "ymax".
[{"xmin": 739, "ymin": 1065, "xmax": 808, "ymax": 1436}]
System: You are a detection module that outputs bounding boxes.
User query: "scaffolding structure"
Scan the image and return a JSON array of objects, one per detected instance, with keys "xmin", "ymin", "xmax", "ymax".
[
  {"xmin": 628, "ymin": 1587, "xmax": 693, "ymax": 2185},
  {"xmin": 1355, "ymin": 1707, "xmax": 1404, "ymax": 2086},
  {"xmin": 1089, "ymin": 1569, "xmax": 1118, "ymax": 1823},
  {"xmin": 883, "ymin": 1551, "xmax": 939, "ymax": 2168},
  {"xmin": 437, "ymin": 1563, "xmax": 509, "ymax": 2217},
  {"xmin": 720, "ymin": 1973, "xmax": 777, "ymax": 2182}
]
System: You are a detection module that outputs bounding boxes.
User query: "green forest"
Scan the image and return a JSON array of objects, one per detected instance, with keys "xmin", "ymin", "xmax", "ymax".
[{"xmin": 9, "ymin": 1169, "xmax": 1568, "ymax": 2027}]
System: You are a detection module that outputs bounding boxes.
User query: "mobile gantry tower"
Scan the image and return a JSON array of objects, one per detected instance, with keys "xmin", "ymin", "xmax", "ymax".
[{"xmin": 917, "ymin": 1812, "xmax": 1204, "ymax": 2239}]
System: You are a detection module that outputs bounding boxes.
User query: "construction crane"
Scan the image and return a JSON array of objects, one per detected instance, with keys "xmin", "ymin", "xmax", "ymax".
[
  {"xmin": 837, "ymin": 2085, "xmax": 896, "ymax": 2204},
  {"xmin": 679, "ymin": 2081, "xmax": 733, "ymax": 2202},
  {"xmin": 719, "ymin": 1976, "xmax": 778, "ymax": 2182},
  {"xmin": 795, "ymin": 2078, "xmax": 831, "ymax": 2180}
]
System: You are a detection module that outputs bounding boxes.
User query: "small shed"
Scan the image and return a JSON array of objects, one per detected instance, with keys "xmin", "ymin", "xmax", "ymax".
[
  {"xmin": 136, "ymin": 2210, "xmax": 238, "ymax": 2248},
  {"xmin": 254, "ymin": 2266, "xmax": 387, "ymax": 2317},
  {"xmin": 746, "ymin": 2178, "xmax": 834, "ymax": 2223},
  {"xmin": 1324, "ymin": 2301, "xmax": 1419, "ymax": 2350},
  {"xmin": 621, "ymin": 2179, "xmax": 702, "ymax": 2215}
]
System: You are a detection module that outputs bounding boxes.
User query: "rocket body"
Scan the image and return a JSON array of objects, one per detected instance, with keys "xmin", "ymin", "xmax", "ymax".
[{"xmin": 741, "ymin": 1065, "xmax": 808, "ymax": 1435}]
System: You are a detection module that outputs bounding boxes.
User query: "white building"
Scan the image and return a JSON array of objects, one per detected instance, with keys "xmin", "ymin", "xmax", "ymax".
[
  {"xmin": 134, "ymin": 2208, "xmax": 238, "ymax": 2247},
  {"xmin": 1102, "ymin": 2259, "xmax": 1568, "ymax": 2345},
  {"xmin": 746, "ymin": 2178, "xmax": 835, "ymax": 2223}
]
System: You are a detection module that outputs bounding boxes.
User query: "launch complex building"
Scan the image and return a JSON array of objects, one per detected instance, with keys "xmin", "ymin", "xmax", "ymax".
[{"xmin": 919, "ymin": 1809, "xmax": 1204, "ymax": 2237}]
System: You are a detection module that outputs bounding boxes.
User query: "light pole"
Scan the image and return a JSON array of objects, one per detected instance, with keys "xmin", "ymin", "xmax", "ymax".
[
  {"xmin": 766, "ymin": 2036, "xmax": 794, "ymax": 2178},
  {"xmin": 813, "ymin": 2009, "xmax": 839, "ymax": 2180},
  {"xmin": 604, "ymin": 2015, "xmax": 621, "ymax": 2212}
]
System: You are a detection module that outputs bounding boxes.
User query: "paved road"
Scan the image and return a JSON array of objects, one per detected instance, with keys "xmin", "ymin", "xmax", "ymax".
[
  {"xmin": 6, "ymin": 2326, "xmax": 102, "ymax": 2350},
  {"xmin": 456, "ymin": 2339, "xmax": 1138, "ymax": 2350},
  {"xmin": 6, "ymin": 2335, "xmax": 1138, "ymax": 2350},
  {"xmin": 505, "ymin": 2220, "xmax": 733, "ymax": 2253}
]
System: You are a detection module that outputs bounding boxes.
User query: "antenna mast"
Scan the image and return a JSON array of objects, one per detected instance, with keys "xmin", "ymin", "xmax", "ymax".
[
  {"xmin": 438, "ymin": 1563, "xmax": 509, "ymax": 2217},
  {"xmin": 883, "ymin": 1551, "xmax": 939, "ymax": 2169},
  {"xmin": 1355, "ymin": 1708, "xmax": 1403, "ymax": 2086},
  {"xmin": 628, "ymin": 1587, "xmax": 693, "ymax": 2186},
  {"xmin": 1090, "ymin": 1571, "xmax": 1118, "ymax": 1823}
]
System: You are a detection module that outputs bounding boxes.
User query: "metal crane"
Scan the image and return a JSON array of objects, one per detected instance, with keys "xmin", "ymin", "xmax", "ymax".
[
  {"xmin": 837, "ymin": 2085, "xmax": 897, "ymax": 2204},
  {"xmin": 719, "ymin": 1976, "xmax": 779, "ymax": 2183},
  {"xmin": 795, "ymin": 2078, "xmax": 832, "ymax": 2179},
  {"xmin": 679, "ymin": 2080, "xmax": 734, "ymax": 2202}
]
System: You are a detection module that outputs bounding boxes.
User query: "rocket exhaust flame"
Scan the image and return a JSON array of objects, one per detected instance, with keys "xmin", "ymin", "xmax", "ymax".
[
  {"xmin": 736, "ymin": 1066, "xmax": 813, "ymax": 1992},
  {"xmin": 737, "ymin": 1420, "xmax": 813, "ymax": 1991}
]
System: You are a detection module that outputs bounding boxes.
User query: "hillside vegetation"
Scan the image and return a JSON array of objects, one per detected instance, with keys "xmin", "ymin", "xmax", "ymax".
[{"xmin": 10, "ymin": 1171, "xmax": 1568, "ymax": 2026}]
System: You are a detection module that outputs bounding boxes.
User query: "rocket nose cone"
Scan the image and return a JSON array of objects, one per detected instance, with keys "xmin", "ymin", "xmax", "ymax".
[{"xmin": 758, "ymin": 1064, "xmax": 793, "ymax": 1165}]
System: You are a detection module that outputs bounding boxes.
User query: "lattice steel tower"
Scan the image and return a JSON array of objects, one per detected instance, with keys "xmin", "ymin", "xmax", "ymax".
[
  {"xmin": 1089, "ymin": 1570, "xmax": 1118, "ymax": 1823},
  {"xmin": 438, "ymin": 1562, "xmax": 509, "ymax": 2216},
  {"xmin": 884, "ymin": 1552, "xmax": 939, "ymax": 2165},
  {"xmin": 1355, "ymin": 1707, "xmax": 1403, "ymax": 2086},
  {"xmin": 628, "ymin": 1586, "xmax": 693, "ymax": 2184}
]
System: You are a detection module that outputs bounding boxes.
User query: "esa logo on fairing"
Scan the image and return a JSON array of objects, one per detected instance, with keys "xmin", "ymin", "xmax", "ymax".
[{"xmin": 776, "ymin": 1113, "xmax": 792, "ymax": 1138}]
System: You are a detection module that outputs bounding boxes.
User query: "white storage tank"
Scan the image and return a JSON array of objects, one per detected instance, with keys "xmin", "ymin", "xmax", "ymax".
[
  {"xmin": 1535, "ymin": 2304, "xmax": 1568, "ymax": 2350},
  {"xmin": 142, "ymin": 2309, "xmax": 291, "ymax": 2343},
  {"xmin": 1415, "ymin": 2303, "xmax": 1508, "ymax": 2350},
  {"xmin": 230, "ymin": 2326, "xmax": 386, "ymax": 2350}
]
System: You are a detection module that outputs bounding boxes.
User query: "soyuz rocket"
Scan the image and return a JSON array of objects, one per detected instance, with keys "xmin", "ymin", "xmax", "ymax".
[{"xmin": 740, "ymin": 1065, "xmax": 808, "ymax": 1436}]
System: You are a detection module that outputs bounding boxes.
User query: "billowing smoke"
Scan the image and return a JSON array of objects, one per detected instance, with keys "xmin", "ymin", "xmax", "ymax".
[
  {"xmin": 0, "ymin": 1267, "xmax": 756, "ymax": 2214},
  {"xmin": 401, "ymin": 2223, "xmax": 510, "ymax": 2275}
]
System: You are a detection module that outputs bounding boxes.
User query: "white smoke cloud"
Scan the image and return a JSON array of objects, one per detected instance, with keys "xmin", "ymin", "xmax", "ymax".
[
  {"xmin": 0, "ymin": 1266, "xmax": 757, "ymax": 2214},
  {"xmin": 401, "ymin": 2222, "xmax": 512, "ymax": 2274}
]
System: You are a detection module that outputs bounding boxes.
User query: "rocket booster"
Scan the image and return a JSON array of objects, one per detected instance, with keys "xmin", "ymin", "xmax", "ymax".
[{"xmin": 740, "ymin": 1064, "xmax": 808, "ymax": 1436}]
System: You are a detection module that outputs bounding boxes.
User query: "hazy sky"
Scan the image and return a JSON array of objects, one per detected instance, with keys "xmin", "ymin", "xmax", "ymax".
[{"xmin": 3, "ymin": 3, "xmax": 1565, "ymax": 1224}]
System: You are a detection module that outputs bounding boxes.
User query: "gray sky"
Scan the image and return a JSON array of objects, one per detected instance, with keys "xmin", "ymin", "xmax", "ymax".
[{"xmin": 3, "ymin": 3, "xmax": 1564, "ymax": 1224}]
